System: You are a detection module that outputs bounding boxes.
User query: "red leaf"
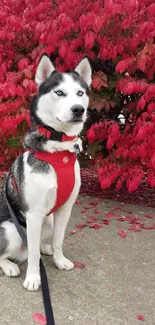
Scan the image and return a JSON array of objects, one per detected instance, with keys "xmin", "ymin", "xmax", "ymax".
[
  {"xmin": 8, "ymin": 83, "xmax": 16, "ymax": 97},
  {"xmin": 59, "ymin": 41, "xmax": 68, "ymax": 59},
  {"xmin": 73, "ymin": 261, "xmax": 85, "ymax": 268},
  {"xmin": 136, "ymin": 53, "xmax": 146, "ymax": 72},
  {"xmin": 81, "ymin": 209, "xmax": 87, "ymax": 214},
  {"xmin": 136, "ymin": 314, "xmax": 145, "ymax": 321},
  {"xmin": 124, "ymin": 82, "xmax": 134, "ymax": 95},
  {"xmin": 89, "ymin": 223, "xmax": 101, "ymax": 229},
  {"xmin": 92, "ymin": 77, "xmax": 101, "ymax": 90},
  {"xmin": 86, "ymin": 129, "xmax": 96, "ymax": 144},
  {"xmin": 76, "ymin": 224, "xmax": 87, "ymax": 230},
  {"xmin": 118, "ymin": 230, "xmax": 127, "ymax": 238},
  {"xmin": 93, "ymin": 209, "xmax": 101, "ymax": 214},
  {"xmin": 116, "ymin": 60, "xmax": 126, "ymax": 73},
  {"xmin": 85, "ymin": 31, "xmax": 95, "ymax": 49},
  {"xmin": 128, "ymin": 226, "xmax": 141, "ymax": 232},
  {"xmin": 117, "ymin": 217, "xmax": 126, "ymax": 222},
  {"xmin": 143, "ymin": 225, "xmax": 155, "ymax": 230},
  {"xmin": 88, "ymin": 201, "xmax": 98, "ymax": 207},
  {"xmin": 113, "ymin": 207, "xmax": 121, "ymax": 211},
  {"xmin": 106, "ymin": 212, "xmax": 119, "ymax": 218},
  {"xmin": 137, "ymin": 97, "xmax": 145, "ymax": 110},
  {"xmin": 70, "ymin": 230, "xmax": 76, "ymax": 235},
  {"xmin": 22, "ymin": 78, "xmax": 29, "ymax": 89},
  {"xmin": 24, "ymin": 68, "xmax": 32, "ymax": 79},
  {"xmin": 33, "ymin": 313, "xmax": 46, "ymax": 325},
  {"xmin": 144, "ymin": 214, "xmax": 153, "ymax": 219},
  {"xmin": 18, "ymin": 58, "xmax": 30, "ymax": 70},
  {"xmin": 90, "ymin": 215, "xmax": 98, "ymax": 221},
  {"xmin": 106, "ymin": 137, "xmax": 113, "ymax": 150},
  {"xmin": 75, "ymin": 200, "xmax": 81, "ymax": 204},
  {"xmin": 102, "ymin": 219, "xmax": 110, "ymax": 225},
  {"xmin": 93, "ymin": 16, "xmax": 103, "ymax": 32}
]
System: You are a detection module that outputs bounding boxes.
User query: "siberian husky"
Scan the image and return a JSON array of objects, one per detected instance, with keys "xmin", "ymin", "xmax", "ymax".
[{"xmin": 0, "ymin": 54, "xmax": 92, "ymax": 291}]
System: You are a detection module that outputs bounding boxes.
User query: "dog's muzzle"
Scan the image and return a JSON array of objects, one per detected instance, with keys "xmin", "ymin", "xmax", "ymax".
[{"xmin": 71, "ymin": 105, "xmax": 84, "ymax": 121}]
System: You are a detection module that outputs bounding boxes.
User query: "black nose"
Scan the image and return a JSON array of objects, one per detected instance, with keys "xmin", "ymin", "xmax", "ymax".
[{"xmin": 71, "ymin": 105, "xmax": 84, "ymax": 117}]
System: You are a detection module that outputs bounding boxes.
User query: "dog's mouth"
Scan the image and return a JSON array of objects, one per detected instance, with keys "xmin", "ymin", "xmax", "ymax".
[{"xmin": 56, "ymin": 117, "xmax": 83, "ymax": 124}]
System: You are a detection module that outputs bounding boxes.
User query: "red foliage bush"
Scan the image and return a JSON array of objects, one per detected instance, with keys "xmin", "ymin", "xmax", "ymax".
[{"xmin": 0, "ymin": 0, "xmax": 155, "ymax": 192}]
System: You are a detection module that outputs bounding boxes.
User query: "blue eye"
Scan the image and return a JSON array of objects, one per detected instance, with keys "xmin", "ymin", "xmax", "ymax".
[
  {"xmin": 54, "ymin": 90, "xmax": 64, "ymax": 96},
  {"xmin": 77, "ymin": 90, "xmax": 84, "ymax": 96}
]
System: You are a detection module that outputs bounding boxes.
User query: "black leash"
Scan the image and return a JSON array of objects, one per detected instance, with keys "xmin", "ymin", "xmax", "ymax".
[{"xmin": 3, "ymin": 181, "xmax": 56, "ymax": 325}]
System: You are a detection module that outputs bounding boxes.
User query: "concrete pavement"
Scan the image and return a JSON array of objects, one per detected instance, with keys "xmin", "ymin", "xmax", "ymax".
[{"xmin": 0, "ymin": 195, "xmax": 155, "ymax": 325}]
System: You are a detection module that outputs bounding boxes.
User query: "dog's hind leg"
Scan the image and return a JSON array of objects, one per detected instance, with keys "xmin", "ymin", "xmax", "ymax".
[{"xmin": 0, "ymin": 221, "xmax": 27, "ymax": 277}]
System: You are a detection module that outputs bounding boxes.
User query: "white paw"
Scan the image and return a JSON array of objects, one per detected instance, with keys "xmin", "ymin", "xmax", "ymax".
[
  {"xmin": 23, "ymin": 274, "xmax": 41, "ymax": 291},
  {"xmin": 41, "ymin": 244, "xmax": 53, "ymax": 256},
  {"xmin": 1, "ymin": 260, "xmax": 20, "ymax": 277},
  {"xmin": 53, "ymin": 256, "xmax": 74, "ymax": 271}
]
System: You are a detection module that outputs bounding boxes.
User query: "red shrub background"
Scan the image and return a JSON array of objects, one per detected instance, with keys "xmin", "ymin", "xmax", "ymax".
[{"xmin": 0, "ymin": 0, "xmax": 155, "ymax": 192}]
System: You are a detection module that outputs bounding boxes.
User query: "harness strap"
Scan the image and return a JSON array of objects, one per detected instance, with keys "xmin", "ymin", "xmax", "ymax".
[{"xmin": 3, "ymin": 180, "xmax": 56, "ymax": 325}]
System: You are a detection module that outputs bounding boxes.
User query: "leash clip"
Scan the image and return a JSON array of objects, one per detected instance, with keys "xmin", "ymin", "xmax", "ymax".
[{"xmin": 74, "ymin": 144, "xmax": 80, "ymax": 156}]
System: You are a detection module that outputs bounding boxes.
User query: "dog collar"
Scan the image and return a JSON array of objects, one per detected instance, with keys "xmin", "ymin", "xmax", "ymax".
[{"xmin": 37, "ymin": 126, "xmax": 77, "ymax": 142}]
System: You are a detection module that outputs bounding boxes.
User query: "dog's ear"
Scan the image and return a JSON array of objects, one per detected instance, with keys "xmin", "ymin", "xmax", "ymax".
[
  {"xmin": 74, "ymin": 56, "xmax": 92, "ymax": 87},
  {"xmin": 35, "ymin": 54, "xmax": 55, "ymax": 86}
]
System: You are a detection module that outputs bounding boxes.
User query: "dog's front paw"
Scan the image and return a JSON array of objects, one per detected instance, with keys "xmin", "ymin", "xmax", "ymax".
[
  {"xmin": 23, "ymin": 274, "xmax": 41, "ymax": 291},
  {"xmin": 41, "ymin": 244, "xmax": 53, "ymax": 256},
  {"xmin": 53, "ymin": 256, "xmax": 74, "ymax": 271}
]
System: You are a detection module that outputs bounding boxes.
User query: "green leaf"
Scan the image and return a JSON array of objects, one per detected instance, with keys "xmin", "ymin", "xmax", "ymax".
[
  {"xmin": 108, "ymin": 80, "xmax": 116, "ymax": 91},
  {"xmin": 7, "ymin": 136, "xmax": 21, "ymax": 148},
  {"xmin": 87, "ymin": 141, "xmax": 103, "ymax": 157}
]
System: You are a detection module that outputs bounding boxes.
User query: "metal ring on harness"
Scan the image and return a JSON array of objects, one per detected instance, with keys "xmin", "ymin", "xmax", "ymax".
[{"xmin": 3, "ymin": 180, "xmax": 56, "ymax": 325}]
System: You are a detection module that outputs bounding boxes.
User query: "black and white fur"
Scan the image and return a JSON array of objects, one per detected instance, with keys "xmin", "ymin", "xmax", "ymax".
[{"xmin": 0, "ymin": 54, "xmax": 92, "ymax": 291}]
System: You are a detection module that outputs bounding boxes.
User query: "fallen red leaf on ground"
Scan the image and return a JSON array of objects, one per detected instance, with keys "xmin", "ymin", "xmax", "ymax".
[
  {"xmin": 144, "ymin": 214, "xmax": 153, "ymax": 219},
  {"xmin": 128, "ymin": 226, "xmax": 142, "ymax": 232},
  {"xmin": 74, "ymin": 261, "xmax": 85, "ymax": 268},
  {"xmin": 136, "ymin": 314, "xmax": 145, "ymax": 321},
  {"xmin": 113, "ymin": 206, "xmax": 121, "ymax": 210},
  {"xmin": 93, "ymin": 209, "xmax": 101, "ymax": 214},
  {"xmin": 106, "ymin": 212, "xmax": 119, "ymax": 218},
  {"xmin": 33, "ymin": 313, "xmax": 46, "ymax": 325},
  {"xmin": 90, "ymin": 215, "xmax": 98, "ymax": 221},
  {"xmin": 143, "ymin": 225, "xmax": 155, "ymax": 230},
  {"xmin": 81, "ymin": 209, "xmax": 87, "ymax": 213},
  {"xmin": 75, "ymin": 200, "xmax": 81, "ymax": 204},
  {"xmin": 76, "ymin": 224, "xmax": 87, "ymax": 230},
  {"xmin": 102, "ymin": 219, "xmax": 110, "ymax": 225},
  {"xmin": 88, "ymin": 201, "xmax": 98, "ymax": 207},
  {"xmin": 118, "ymin": 229, "xmax": 127, "ymax": 238},
  {"xmin": 89, "ymin": 223, "xmax": 102, "ymax": 229},
  {"xmin": 117, "ymin": 217, "xmax": 126, "ymax": 222},
  {"xmin": 70, "ymin": 230, "xmax": 76, "ymax": 235}
]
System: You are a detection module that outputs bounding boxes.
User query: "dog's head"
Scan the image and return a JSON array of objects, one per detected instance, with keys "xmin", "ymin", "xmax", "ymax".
[{"xmin": 33, "ymin": 54, "xmax": 92, "ymax": 136}]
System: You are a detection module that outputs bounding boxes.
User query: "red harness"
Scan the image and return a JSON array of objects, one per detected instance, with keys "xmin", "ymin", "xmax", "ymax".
[
  {"xmin": 34, "ymin": 150, "xmax": 76, "ymax": 215},
  {"xmin": 36, "ymin": 126, "xmax": 77, "ymax": 215}
]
